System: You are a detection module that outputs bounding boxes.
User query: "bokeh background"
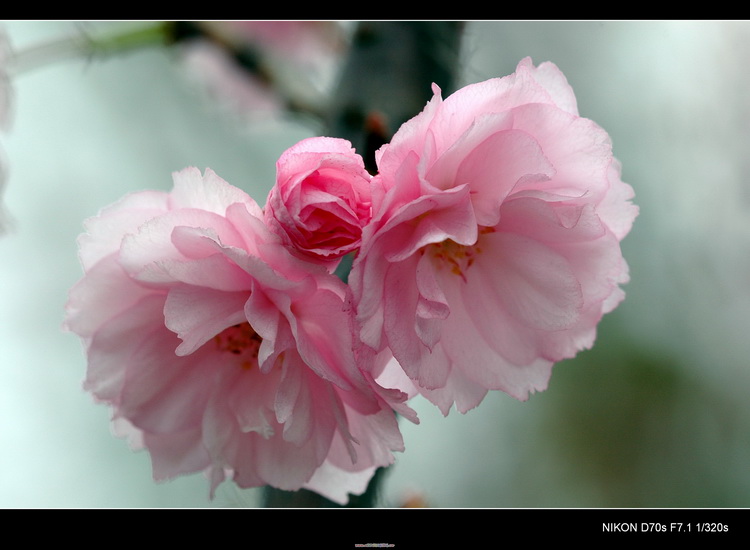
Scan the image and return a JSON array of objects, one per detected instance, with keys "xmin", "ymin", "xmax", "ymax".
[{"xmin": 2, "ymin": 20, "xmax": 750, "ymax": 508}]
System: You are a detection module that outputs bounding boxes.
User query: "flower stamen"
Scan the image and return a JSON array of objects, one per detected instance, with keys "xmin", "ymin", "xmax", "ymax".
[
  {"xmin": 428, "ymin": 226, "xmax": 495, "ymax": 281},
  {"xmin": 214, "ymin": 322, "xmax": 262, "ymax": 369}
]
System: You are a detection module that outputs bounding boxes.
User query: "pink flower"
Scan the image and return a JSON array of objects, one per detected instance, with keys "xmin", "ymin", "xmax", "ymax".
[
  {"xmin": 350, "ymin": 58, "xmax": 638, "ymax": 414},
  {"xmin": 265, "ymin": 137, "xmax": 372, "ymax": 264},
  {"xmin": 64, "ymin": 167, "xmax": 410, "ymax": 503}
]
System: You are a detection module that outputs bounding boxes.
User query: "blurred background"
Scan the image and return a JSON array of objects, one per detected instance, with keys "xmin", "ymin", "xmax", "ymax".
[{"xmin": 1, "ymin": 20, "xmax": 749, "ymax": 508}]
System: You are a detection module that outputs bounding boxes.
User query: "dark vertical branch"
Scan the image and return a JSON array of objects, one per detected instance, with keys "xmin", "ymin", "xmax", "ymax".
[
  {"xmin": 262, "ymin": 21, "xmax": 464, "ymax": 509},
  {"xmin": 328, "ymin": 21, "xmax": 464, "ymax": 172}
]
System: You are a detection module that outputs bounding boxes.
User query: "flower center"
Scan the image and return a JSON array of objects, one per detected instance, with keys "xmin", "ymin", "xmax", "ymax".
[
  {"xmin": 427, "ymin": 226, "xmax": 495, "ymax": 281},
  {"xmin": 214, "ymin": 322, "xmax": 262, "ymax": 370}
]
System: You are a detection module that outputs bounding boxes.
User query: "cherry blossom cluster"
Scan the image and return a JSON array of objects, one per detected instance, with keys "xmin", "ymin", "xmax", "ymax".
[{"xmin": 65, "ymin": 58, "xmax": 637, "ymax": 503}]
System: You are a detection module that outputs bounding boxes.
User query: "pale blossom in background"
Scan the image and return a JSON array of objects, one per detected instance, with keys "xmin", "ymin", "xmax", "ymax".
[
  {"xmin": 180, "ymin": 40, "xmax": 284, "ymax": 121},
  {"xmin": 64, "ymin": 167, "xmax": 411, "ymax": 503},
  {"xmin": 265, "ymin": 136, "xmax": 372, "ymax": 266},
  {"xmin": 0, "ymin": 25, "xmax": 13, "ymax": 234},
  {"xmin": 207, "ymin": 21, "xmax": 348, "ymax": 66},
  {"xmin": 180, "ymin": 21, "xmax": 349, "ymax": 121},
  {"xmin": 0, "ymin": 27, "xmax": 11, "ymax": 130},
  {"xmin": 351, "ymin": 57, "xmax": 638, "ymax": 414}
]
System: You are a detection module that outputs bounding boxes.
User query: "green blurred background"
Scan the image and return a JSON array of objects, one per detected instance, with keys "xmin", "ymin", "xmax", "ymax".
[{"xmin": 2, "ymin": 20, "xmax": 749, "ymax": 508}]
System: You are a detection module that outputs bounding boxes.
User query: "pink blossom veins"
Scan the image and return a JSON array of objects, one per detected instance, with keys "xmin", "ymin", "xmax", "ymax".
[{"xmin": 65, "ymin": 58, "xmax": 636, "ymax": 501}]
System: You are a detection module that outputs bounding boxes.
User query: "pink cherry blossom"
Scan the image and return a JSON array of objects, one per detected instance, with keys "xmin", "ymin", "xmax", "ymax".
[
  {"xmin": 64, "ymin": 166, "xmax": 411, "ymax": 503},
  {"xmin": 350, "ymin": 57, "xmax": 638, "ymax": 414},
  {"xmin": 265, "ymin": 137, "xmax": 372, "ymax": 264}
]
